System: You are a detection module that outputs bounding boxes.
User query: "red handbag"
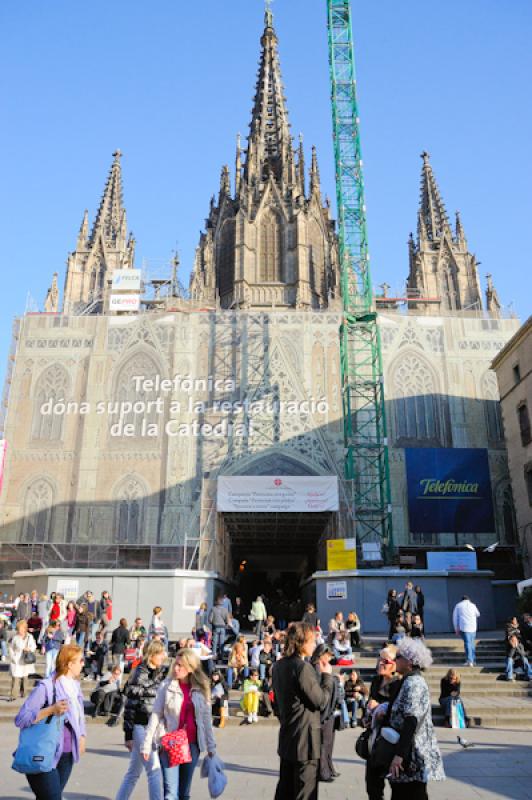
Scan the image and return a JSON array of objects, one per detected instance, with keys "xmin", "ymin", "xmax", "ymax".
[{"xmin": 160, "ymin": 727, "xmax": 192, "ymax": 767}]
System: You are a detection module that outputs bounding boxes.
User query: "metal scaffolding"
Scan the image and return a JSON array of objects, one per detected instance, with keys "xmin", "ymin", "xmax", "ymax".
[{"xmin": 326, "ymin": 0, "xmax": 393, "ymax": 557}]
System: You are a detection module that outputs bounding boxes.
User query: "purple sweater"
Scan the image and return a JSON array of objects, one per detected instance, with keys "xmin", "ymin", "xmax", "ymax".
[{"xmin": 15, "ymin": 677, "xmax": 86, "ymax": 766}]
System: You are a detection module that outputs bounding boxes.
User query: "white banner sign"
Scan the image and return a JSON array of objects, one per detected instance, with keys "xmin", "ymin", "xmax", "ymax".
[
  {"xmin": 56, "ymin": 579, "xmax": 79, "ymax": 601},
  {"xmin": 326, "ymin": 580, "xmax": 347, "ymax": 600},
  {"xmin": 427, "ymin": 551, "xmax": 478, "ymax": 572},
  {"xmin": 112, "ymin": 269, "xmax": 141, "ymax": 291},
  {"xmin": 217, "ymin": 476, "xmax": 339, "ymax": 512},
  {"xmin": 110, "ymin": 294, "xmax": 140, "ymax": 311}
]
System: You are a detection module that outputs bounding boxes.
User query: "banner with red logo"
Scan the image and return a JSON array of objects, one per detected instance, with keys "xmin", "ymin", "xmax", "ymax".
[{"xmin": 216, "ymin": 475, "xmax": 339, "ymax": 512}]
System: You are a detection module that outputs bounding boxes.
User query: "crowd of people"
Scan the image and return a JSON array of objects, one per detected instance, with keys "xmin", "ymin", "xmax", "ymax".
[
  {"xmin": 7, "ymin": 584, "xmax": 531, "ymax": 798},
  {"xmin": 21, "ymin": 584, "xmax": 532, "ymax": 798}
]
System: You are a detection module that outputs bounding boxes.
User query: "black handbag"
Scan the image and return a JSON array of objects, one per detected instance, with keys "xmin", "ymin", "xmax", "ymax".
[
  {"xmin": 23, "ymin": 651, "xmax": 37, "ymax": 665},
  {"xmin": 355, "ymin": 728, "xmax": 371, "ymax": 760},
  {"xmin": 369, "ymin": 733, "xmax": 398, "ymax": 772}
]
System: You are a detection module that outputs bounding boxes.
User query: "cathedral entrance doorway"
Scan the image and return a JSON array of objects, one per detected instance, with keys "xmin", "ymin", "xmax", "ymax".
[{"xmin": 220, "ymin": 508, "xmax": 336, "ymax": 621}]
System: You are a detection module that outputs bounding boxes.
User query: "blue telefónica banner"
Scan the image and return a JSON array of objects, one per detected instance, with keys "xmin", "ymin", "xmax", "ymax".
[{"xmin": 405, "ymin": 448, "xmax": 495, "ymax": 534}]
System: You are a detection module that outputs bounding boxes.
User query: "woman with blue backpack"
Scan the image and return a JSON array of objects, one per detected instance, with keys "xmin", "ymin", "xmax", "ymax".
[{"xmin": 14, "ymin": 642, "xmax": 87, "ymax": 800}]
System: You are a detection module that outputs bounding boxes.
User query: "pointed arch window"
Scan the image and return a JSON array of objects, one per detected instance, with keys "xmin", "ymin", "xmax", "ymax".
[
  {"xmin": 217, "ymin": 219, "xmax": 235, "ymax": 296},
  {"xmin": 308, "ymin": 220, "xmax": 325, "ymax": 294},
  {"xmin": 22, "ymin": 479, "xmax": 53, "ymax": 543},
  {"xmin": 32, "ymin": 364, "xmax": 69, "ymax": 442},
  {"xmin": 260, "ymin": 210, "xmax": 282, "ymax": 282},
  {"xmin": 482, "ymin": 372, "xmax": 504, "ymax": 445},
  {"xmin": 112, "ymin": 352, "xmax": 161, "ymax": 440},
  {"xmin": 114, "ymin": 476, "xmax": 145, "ymax": 543},
  {"xmin": 392, "ymin": 354, "xmax": 442, "ymax": 444}
]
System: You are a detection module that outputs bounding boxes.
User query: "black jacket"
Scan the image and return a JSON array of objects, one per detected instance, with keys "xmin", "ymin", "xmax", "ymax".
[
  {"xmin": 272, "ymin": 655, "xmax": 334, "ymax": 762},
  {"xmin": 111, "ymin": 626, "xmax": 130, "ymax": 655},
  {"xmin": 122, "ymin": 661, "xmax": 168, "ymax": 741},
  {"xmin": 387, "ymin": 598, "xmax": 400, "ymax": 622},
  {"xmin": 439, "ymin": 677, "xmax": 460, "ymax": 702}
]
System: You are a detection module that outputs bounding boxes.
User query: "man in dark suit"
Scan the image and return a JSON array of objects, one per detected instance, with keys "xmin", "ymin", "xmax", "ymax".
[{"xmin": 272, "ymin": 621, "xmax": 334, "ymax": 800}]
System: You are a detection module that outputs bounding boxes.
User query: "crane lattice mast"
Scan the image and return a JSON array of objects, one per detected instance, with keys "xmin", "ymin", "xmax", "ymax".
[{"xmin": 326, "ymin": 0, "xmax": 393, "ymax": 557}]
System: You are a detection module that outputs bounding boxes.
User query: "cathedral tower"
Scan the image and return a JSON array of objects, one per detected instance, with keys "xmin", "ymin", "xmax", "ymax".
[
  {"xmin": 190, "ymin": 9, "xmax": 339, "ymax": 310},
  {"xmin": 62, "ymin": 151, "xmax": 135, "ymax": 314},
  {"xmin": 407, "ymin": 152, "xmax": 483, "ymax": 312}
]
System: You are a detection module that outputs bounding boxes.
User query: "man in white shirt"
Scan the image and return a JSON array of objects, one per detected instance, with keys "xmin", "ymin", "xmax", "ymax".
[{"xmin": 452, "ymin": 595, "xmax": 480, "ymax": 666}]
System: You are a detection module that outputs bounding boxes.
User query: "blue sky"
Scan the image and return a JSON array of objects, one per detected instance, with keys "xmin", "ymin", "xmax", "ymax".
[{"xmin": 1, "ymin": 0, "xmax": 531, "ymax": 386}]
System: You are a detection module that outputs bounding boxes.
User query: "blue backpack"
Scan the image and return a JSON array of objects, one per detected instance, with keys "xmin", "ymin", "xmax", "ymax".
[{"xmin": 12, "ymin": 680, "xmax": 64, "ymax": 774}]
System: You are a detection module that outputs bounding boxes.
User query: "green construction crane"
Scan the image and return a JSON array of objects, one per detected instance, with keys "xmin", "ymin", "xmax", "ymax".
[{"xmin": 326, "ymin": 0, "xmax": 393, "ymax": 559}]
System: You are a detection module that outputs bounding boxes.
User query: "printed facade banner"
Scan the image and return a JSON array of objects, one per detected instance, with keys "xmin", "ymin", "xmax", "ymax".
[
  {"xmin": 327, "ymin": 538, "xmax": 357, "ymax": 571},
  {"xmin": 405, "ymin": 448, "xmax": 495, "ymax": 534},
  {"xmin": 217, "ymin": 476, "xmax": 339, "ymax": 512}
]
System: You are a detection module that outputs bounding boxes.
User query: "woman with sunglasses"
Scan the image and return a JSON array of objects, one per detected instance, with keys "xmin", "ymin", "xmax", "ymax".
[
  {"xmin": 363, "ymin": 645, "xmax": 402, "ymax": 800},
  {"xmin": 15, "ymin": 643, "xmax": 87, "ymax": 800},
  {"xmin": 387, "ymin": 638, "xmax": 444, "ymax": 799}
]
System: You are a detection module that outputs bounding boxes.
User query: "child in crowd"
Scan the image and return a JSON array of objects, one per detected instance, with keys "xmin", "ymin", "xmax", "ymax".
[
  {"xmin": 259, "ymin": 639, "xmax": 274, "ymax": 683},
  {"xmin": 211, "ymin": 668, "xmax": 229, "ymax": 728},
  {"xmin": 41, "ymin": 622, "xmax": 63, "ymax": 678},
  {"xmin": 410, "ymin": 614, "xmax": 424, "ymax": 639},
  {"xmin": 241, "ymin": 668, "xmax": 261, "ymax": 724}
]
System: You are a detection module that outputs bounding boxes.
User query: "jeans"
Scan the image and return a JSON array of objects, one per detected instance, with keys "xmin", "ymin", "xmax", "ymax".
[
  {"xmin": 212, "ymin": 627, "xmax": 226, "ymax": 659},
  {"xmin": 440, "ymin": 696, "xmax": 453, "ymax": 718},
  {"xmin": 506, "ymin": 655, "xmax": 532, "ymax": 680},
  {"xmin": 45, "ymin": 649, "xmax": 59, "ymax": 678},
  {"xmin": 333, "ymin": 646, "xmax": 353, "ymax": 661},
  {"xmin": 346, "ymin": 696, "xmax": 366, "ymax": 722},
  {"xmin": 259, "ymin": 663, "xmax": 266, "ymax": 681},
  {"xmin": 76, "ymin": 630, "xmax": 86, "ymax": 649},
  {"xmin": 255, "ymin": 620, "xmax": 264, "ymax": 641},
  {"xmin": 26, "ymin": 752, "xmax": 73, "ymax": 800},
  {"xmin": 0, "ymin": 640, "xmax": 7, "ymax": 658},
  {"xmin": 112, "ymin": 653, "xmax": 125, "ymax": 672},
  {"xmin": 460, "ymin": 631, "xmax": 476, "ymax": 664},
  {"xmin": 115, "ymin": 723, "xmax": 162, "ymax": 800},
  {"xmin": 160, "ymin": 743, "xmax": 199, "ymax": 800},
  {"xmin": 227, "ymin": 666, "xmax": 248, "ymax": 688}
]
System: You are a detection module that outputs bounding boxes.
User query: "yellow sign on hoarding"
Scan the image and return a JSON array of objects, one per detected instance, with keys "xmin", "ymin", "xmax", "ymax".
[{"xmin": 327, "ymin": 538, "xmax": 357, "ymax": 571}]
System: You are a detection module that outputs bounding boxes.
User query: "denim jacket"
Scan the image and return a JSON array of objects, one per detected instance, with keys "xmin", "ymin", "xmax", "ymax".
[{"xmin": 15, "ymin": 677, "xmax": 86, "ymax": 766}]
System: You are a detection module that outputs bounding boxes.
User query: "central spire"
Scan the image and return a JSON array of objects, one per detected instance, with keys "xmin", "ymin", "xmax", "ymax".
[{"xmin": 244, "ymin": 7, "xmax": 293, "ymax": 186}]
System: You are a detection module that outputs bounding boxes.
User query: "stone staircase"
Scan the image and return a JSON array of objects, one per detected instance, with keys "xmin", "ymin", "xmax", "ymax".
[{"xmin": 1, "ymin": 635, "xmax": 531, "ymax": 729}]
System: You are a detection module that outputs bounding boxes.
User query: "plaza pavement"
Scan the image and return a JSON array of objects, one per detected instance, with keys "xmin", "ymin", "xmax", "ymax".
[{"xmin": 1, "ymin": 722, "xmax": 531, "ymax": 800}]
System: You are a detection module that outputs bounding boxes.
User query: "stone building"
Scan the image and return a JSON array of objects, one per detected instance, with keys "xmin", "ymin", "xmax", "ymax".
[
  {"xmin": 0, "ymin": 11, "xmax": 521, "ymax": 590},
  {"xmin": 492, "ymin": 317, "xmax": 532, "ymax": 577}
]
